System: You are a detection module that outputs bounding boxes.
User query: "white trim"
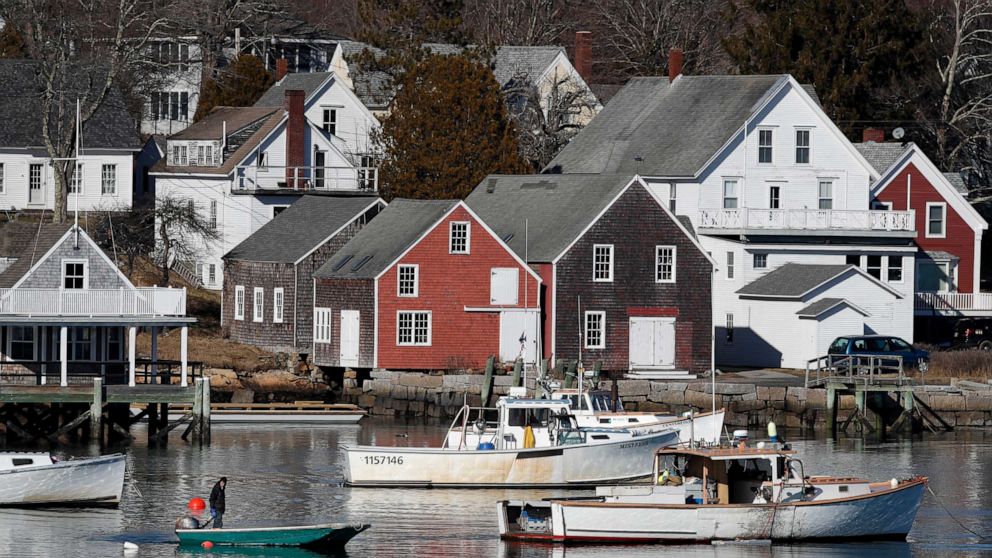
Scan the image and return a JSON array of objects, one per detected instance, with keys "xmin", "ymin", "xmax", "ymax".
[
  {"xmin": 6, "ymin": 325, "xmax": 37, "ymax": 362},
  {"xmin": 273, "ymin": 287, "xmax": 284, "ymax": 323},
  {"xmin": 655, "ymin": 245, "xmax": 677, "ymax": 283},
  {"xmin": 794, "ymin": 127, "xmax": 812, "ymax": 165},
  {"xmin": 974, "ymin": 230, "xmax": 983, "ymax": 295},
  {"xmin": 925, "ymin": 202, "xmax": 947, "ymax": 238},
  {"xmin": 756, "ymin": 127, "xmax": 774, "ymax": 165},
  {"xmin": 253, "ymin": 287, "xmax": 264, "ymax": 322},
  {"xmin": 397, "ymin": 264, "xmax": 419, "ymax": 297},
  {"xmin": 583, "ymin": 311, "xmax": 606, "ymax": 349},
  {"xmin": 373, "ymin": 279, "xmax": 379, "ymax": 367},
  {"xmin": 740, "ymin": 243, "xmax": 918, "ymax": 253},
  {"xmin": 738, "ymin": 265, "xmax": 906, "ymax": 300},
  {"xmin": 460, "ymin": 204, "xmax": 543, "ymax": 285},
  {"xmin": 886, "ymin": 255, "xmax": 905, "ymax": 284},
  {"xmin": 551, "ymin": 263, "xmax": 557, "ymax": 359},
  {"xmin": 449, "ymin": 221, "xmax": 471, "ymax": 254},
  {"xmin": 796, "ymin": 298, "xmax": 871, "ymax": 319},
  {"xmin": 292, "ymin": 199, "xmax": 386, "ymax": 264},
  {"xmin": 314, "ymin": 307, "xmax": 332, "ymax": 343},
  {"xmin": 234, "ymin": 285, "xmax": 245, "ymax": 320},
  {"xmin": 396, "ymin": 310, "xmax": 432, "ymax": 346},
  {"xmin": 725, "ymin": 251, "xmax": 735, "ymax": 280},
  {"xmin": 61, "ymin": 258, "xmax": 89, "ymax": 289},
  {"xmin": 592, "ymin": 244, "xmax": 614, "ymax": 282},
  {"xmin": 303, "ymin": 72, "xmax": 382, "ymax": 127},
  {"xmin": 639, "ymin": 177, "xmax": 719, "ymax": 268}
]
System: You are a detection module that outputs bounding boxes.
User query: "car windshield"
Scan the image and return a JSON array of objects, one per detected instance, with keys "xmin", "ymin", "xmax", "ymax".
[
  {"xmin": 829, "ymin": 338, "xmax": 849, "ymax": 353},
  {"xmin": 890, "ymin": 338, "xmax": 912, "ymax": 350}
]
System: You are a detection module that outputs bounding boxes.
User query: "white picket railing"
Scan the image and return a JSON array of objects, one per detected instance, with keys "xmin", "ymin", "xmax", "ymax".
[
  {"xmin": 0, "ymin": 288, "xmax": 186, "ymax": 317},
  {"xmin": 699, "ymin": 208, "xmax": 915, "ymax": 232},
  {"xmin": 234, "ymin": 165, "xmax": 378, "ymax": 192},
  {"xmin": 915, "ymin": 292, "xmax": 992, "ymax": 311}
]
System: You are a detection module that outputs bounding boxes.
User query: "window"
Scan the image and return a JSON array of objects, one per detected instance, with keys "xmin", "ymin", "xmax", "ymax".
[
  {"xmin": 253, "ymin": 287, "xmax": 264, "ymax": 322},
  {"xmin": 397, "ymin": 311, "xmax": 431, "ymax": 346},
  {"xmin": 179, "ymin": 145, "xmax": 188, "ymax": 166},
  {"xmin": 919, "ymin": 261, "xmax": 952, "ymax": 292},
  {"xmin": 655, "ymin": 246, "xmax": 676, "ymax": 283},
  {"xmin": 769, "ymin": 185, "xmax": 780, "ymax": 209},
  {"xmin": 449, "ymin": 221, "xmax": 470, "ymax": 254},
  {"xmin": 107, "ymin": 327, "xmax": 123, "ymax": 360},
  {"xmin": 0, "ymin": 163, "xmax": 5, "ymax": 193},
  {"xmin": 209, "ymin": 200, "xmax": 217, "ymax": 230},
  {"xmin": 584, "ymin": 311, "xmax": 605, "ymax": 349},
  {"xmin": 62, "ymin": 260, "xmax": 87, "ymax": 289},
  {"xmin": 358, "ymin": 155, "xmax": 377, "ymax": 190},
  {"xmin": 101, "ymin": 164, "xmax": 117, "ymax": 195},
  {"xmin": 69, "ymin": 327, "xmax": 92, "ymax": 361},
  {"xmin": 593, "ymin": 244, "xmax": 614, "ymax": 282},
  {"xmin": 30, "ymin": 164, "xmax": 43, "ymax": 193},
  {"xmin": 258, "ymin": 151, "xmax": 267, "ymax": 169},
  {"xmin": 9, "ymin": 326, "xmax": 35, "ymax": 361},
  {"xmin": 726, "ymin": 251, "xmax": 735, "ymax": 279},
  {"xmin": 795, "ymin": 129, "xmax": 810, "ymax": 164},
  {"xmin": 926, "ymin": 202, "xmax": 946, "ymax": 237},
  {"xmin": 322, "ymin": 108, "xmax": 337, "ymax": 135},
  {"xmin": 722, "ymin": 179, "xmax": 739, "ymax": 209},
  {"xmin": 726, "ymin": 313, "xmax": 734, "ymax": 343},
  {"xmin": 668, "ymin": 183, "xmax": 677, "ymax": 213},
  {"xmin": 197, "ymin": 145, "xmax": 205, "ymax": 166},
  {"xmin": 888, "ymin": 256, "xmax": 903, "ymax": 282},
  {"xmin": 69, "ymin": 164, "xmax": 83, "ymax": 194},
  {"xmin": 871, "ymin": 200, "xmax": 893, "ymax": 210},
  {"xmin": 234, "ymin": 286, "xmax": 245, "ymax": 320},
  {"xmin": 866, "ymin": 255, "xmax": 882, "ymax": 280},
  {"xmin": 272, "ymin": 206, "xmax": 289, "ymax": 218},
  {"xmin": 818, "ymin": 180, "xmax": 833, "ymax": 210},
  {"xmin": 846, "ymin": 254, "xmax": 861, "ymax": 267},
  {"xmin": 398, "ymin": 264, "xmax": 419, "ymax": 297},
  {"xmin": 758, "ymin": 129, "xmax": 773, "ymax": 163},
  {"xmin": 208, "ymin": 264, "xmax": 216, "ymax": 285},
  {"xmin": 314, "ymin": 307, "xmax": 332, "ymax": 343},
  {"xmin": 273, "ymin": 288, "xmax": 284, "ymax": 323},
  {"xmin": 753, "ymin": 253, "xmax": 767, "ymax": 269},
  {"xmin": 205, "ymin": 145, "xmax": 214, "ymax": 166}
]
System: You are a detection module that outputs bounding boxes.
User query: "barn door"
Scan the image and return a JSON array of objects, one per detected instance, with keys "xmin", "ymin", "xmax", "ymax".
[
  {"xmin": 653, "ymin": 318, "xmax": 676, "ymax": 368},
  {"xmin": 340, "ymin": 310, "xmax": 360, "ymax": 367},
  {"xmin": 629, "ymin": 317, "xmax": 676, "ymax": 370},
  {"xmin": 499, "ymin": 310, "xmax": 539, "ymax": 363}
]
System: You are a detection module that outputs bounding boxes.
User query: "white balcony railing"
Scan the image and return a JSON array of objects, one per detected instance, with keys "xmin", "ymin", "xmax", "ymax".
[
  {"xmin": 0, "ymin": 288, "xmax": 186, "ymax": 317},
  {"xmin": 915, "ymin": 292, "xmax": 992, "ymax": 312},
  {"xmin": 234, "ymin": 165, "xmax": 378, "ymax": 192},
  {"xmin": 699, "ymin": 208, "xmax": 915, "ymax": 232}
]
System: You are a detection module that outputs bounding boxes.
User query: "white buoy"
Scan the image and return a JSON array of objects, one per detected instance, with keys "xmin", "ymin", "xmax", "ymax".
[
  {"xmin": 123, "ymin": 541, "xmax": 138, "ymax": 553},
  {"xmin": 891, "ymin": 478, "xmax": 899, "ymax": 489}
]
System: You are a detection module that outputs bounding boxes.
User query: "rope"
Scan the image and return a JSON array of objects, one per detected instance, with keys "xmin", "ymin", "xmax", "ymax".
[
  {"xmin": 108, "ymin": 212, "xmax": 119, "ymax": 264},
  {"xmin": 927, "ymin": 485, "xmax": 988, "ymax": 540}
]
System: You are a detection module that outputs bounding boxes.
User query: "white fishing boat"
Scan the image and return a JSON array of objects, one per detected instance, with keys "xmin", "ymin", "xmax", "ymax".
[
  {"xmin": 498, "ymin": 443, "xmax": 927, "ymax": 543},
  {"xmin": 0, "ymin": 452, "xmax": 126, "ymax": 507},
  {"xmin": 344, "ymin": 397, "xmax": 680, "ymax": 487},
  {"xmin": 550, "ymin": 388, "xmax": 725, "ymax": 444}
]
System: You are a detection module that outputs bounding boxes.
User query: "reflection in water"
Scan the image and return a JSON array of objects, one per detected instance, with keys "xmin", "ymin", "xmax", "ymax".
[{"xmin": 0, "ymin": 418, "xmax": 989, "ymax": 557}]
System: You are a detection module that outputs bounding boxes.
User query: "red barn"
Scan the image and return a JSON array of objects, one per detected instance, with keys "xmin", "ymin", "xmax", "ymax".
[{"xmin": 312, "ymin": 199, "xmax": 541, "ymax": 370}]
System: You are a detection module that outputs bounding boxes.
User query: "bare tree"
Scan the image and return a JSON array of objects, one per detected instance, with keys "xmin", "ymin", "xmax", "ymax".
[
  {"xmin": 463, "ymin": 0, "xmax": 571, "ymax": 46},
  {"xmin": 154, "ymin": 193, "xmax": 220, "ymax": 287},
  {"xmin": 90, "ymin": 204, "xmax": 155, "ymax": 279}
]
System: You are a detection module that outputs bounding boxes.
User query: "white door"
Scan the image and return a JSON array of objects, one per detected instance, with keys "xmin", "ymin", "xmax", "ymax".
[
  {"xmin": 490, "ymin": 268, "xmax": 519, "ymax": 305},
  {"xmin": 340, "ymin": 310, "xmax": 360, "ymax": 367},
  {"xmin": 499, "ymin": 309, "xmax": 539, "ymax": 363},
  {"xmin": 629, "ymin": 317, "xmax": 676, "ymax": 369}
]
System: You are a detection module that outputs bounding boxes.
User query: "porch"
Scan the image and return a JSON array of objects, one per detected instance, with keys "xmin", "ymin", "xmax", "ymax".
[
  {"xmin": 0, "ymin": 287, "xmax": 186, "ymax": 316},
  {"xmin": 698, "ymin": 208, "xmax": 915, "ymax": 236},
  {"xmin": 914, "ymin": 292, "xmax": 992, "ymax": 316},
  {"xmin": 234, "ymin": 165, "xmax": 378, "ymax": 192}
]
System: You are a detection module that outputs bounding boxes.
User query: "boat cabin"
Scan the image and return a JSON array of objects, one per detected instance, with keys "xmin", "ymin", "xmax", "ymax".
[
  {"xmin": 550, "ymin": 389, "xmax": 624, "ymax": 413},
  {"xmin": 0, "ymin": 452, "xmax": 53, "ymax": 470}
]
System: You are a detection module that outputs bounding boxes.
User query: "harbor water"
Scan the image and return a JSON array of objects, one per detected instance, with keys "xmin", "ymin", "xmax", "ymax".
[{"xmin": 1, "ymin": 418, "xmax": 990, "ymax": 557}]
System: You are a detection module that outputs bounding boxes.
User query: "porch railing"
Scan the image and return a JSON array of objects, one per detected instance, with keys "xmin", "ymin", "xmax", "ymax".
[
  {"xmin": 699, "ymin": 208, "xmax": 915, "ymax": 232},
  {"xmin": 234, "ymin": 165, "xmax": 378, "ymax": 192},
  {"xmin": 915, "ymin": 292, "xmax": 992, "ymax": 312},
  {"xmin": 0, "ymin": 287, "xmax": 186, "ymax": 317}
]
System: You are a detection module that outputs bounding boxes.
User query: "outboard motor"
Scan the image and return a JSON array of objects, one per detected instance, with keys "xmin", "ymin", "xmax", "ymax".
[{"xmin": 175, "ymin": 516, "xmax": 201, "ymax": 530}]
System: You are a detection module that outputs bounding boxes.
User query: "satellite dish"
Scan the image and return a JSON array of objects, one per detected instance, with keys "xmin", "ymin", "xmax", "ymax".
[{"xmin": 892, "ymin": 127, "xmax": 905, "ymax": 140}]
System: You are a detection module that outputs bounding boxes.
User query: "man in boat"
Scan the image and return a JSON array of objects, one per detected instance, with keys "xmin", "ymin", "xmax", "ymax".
[{"xmin": 209, "ymin": 477, "xmax": 227, "ymax": 528}]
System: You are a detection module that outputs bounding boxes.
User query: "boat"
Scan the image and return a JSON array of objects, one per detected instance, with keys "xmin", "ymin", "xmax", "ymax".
[
  {"xmin": 165, "ymin": 402, "xmax": 366, "ymax": 424},
  {"xmin": 175, "ymin": 523, "xmax": 369, "ymax": 549},
  {"xmin": 0, "ymin": 452, "xmax": 126, "ymax": 507},
  {"xmin": 344, "ymin": 396, "xmax": 680, "ymax": 487},
  {"xmin": 549, "ymin": 388, "xmax": 725, "ymax": 444},
  {"xmin": 497, "ymin": 444, "xmax": 927, "ymax": 543}
]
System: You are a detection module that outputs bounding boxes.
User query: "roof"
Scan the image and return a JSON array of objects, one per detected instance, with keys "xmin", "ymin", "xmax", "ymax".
[
  {"xmin": 464, "ymin": 174, "xmax": 635, "ymax": 262},
  {"xmin": 943, "ymin": 172, "xmax": 969, "ymax": 195},
  {"xmin": 225, "ymin": 195, "xmax": 382, "ymax": 263},
  {"xmin": 589, "ymin": 83, "xmax": 623, "ymax": 105},
  {"xmin": 546, "ymin": 75, "xmax": 794, "ymax": 176},
  {"xmin": 0, "ymin": 223, "xmax": 73, "ymax": 288},
  {"xmin": 170, "ymin": 107, "xmax": 279, "ymax": 140},
  {"xmin": 734, "ymin": 263, "xmax": 905, "ymax": 301},
  {"xmin": 315, "ymin": 199, "xmax": 460, "ymax": 279},
  {"xmin": 153, "ymin": 110, "xmax": 284, "ymax": 175},
  {"xmin": 254, "ymin": 72, "xmax": 333, "ymax": 107},
  {"xmin": 0, "ymin": 60, "xmax": 141, "ymax": 150},
  {"xmin": 853, "ymin": 142, "xmax": 909, "ymax": 174},
  {"xmin": 796, "ymin": 298, "xmax": 869, "ymax": 318},
  {"xmin": 924, "ymin": 250, "xmax": 959, "ymax": 261},
  {"xmin": 492, "ymin": 45, "xmax": 565, "ymax": 85}
]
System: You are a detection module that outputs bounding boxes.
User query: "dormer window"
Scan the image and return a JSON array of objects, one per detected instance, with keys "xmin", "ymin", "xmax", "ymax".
[
  {"xmin": 322, "ymin": 108, "xmax": 337, "ymax": 136},
  {"xmin": 62, "ymin": 260, "xmax": 87, "ymax": 289}
]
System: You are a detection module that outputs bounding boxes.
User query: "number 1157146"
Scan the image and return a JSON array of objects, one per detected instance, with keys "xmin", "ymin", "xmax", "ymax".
[{"xmin": 362, "ymin": 455, "xmax": 404, "ymax": 465}]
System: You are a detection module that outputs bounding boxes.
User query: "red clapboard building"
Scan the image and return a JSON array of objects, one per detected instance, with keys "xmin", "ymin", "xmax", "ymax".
[{"xmin": 312, "ymin": 199, "xmax": 541, "ymax": 370}]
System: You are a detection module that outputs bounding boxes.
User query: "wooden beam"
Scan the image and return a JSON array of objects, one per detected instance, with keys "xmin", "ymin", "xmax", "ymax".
[
  {"xmin": 47, "ymin": 410, "xmax": 92, "ymax": 442},
  {"xmin": 155, "ymin": 412, "xmax": 192, "ymax": 441}
]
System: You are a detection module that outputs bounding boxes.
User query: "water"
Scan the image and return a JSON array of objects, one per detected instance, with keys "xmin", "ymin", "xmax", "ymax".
[{"xmin": 1, "ymin": 419, "xmax": 990, "ymax": 558}]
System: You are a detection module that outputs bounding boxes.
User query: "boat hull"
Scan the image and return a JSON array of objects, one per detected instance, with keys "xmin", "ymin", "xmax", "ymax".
[
  {"xmin": 498, "ymin": 479, "xmax": 926, "ymax": 543},
  {"xmin": 345, "ymin": 429, "xmax": 680, "ymax": 487},
  {"xmin": 0, "ymin": 454, "xmax": 126, "ymax": 507},
  {"xmin": 167, "ymin": 412, "xmax": 365, "ymax": 424},
  {"xmin": 176, "ymin": 523, "xmax": 369, "ymax": 548},
  {"xmin": 575, "ymin": 410, "xmax": 725, "ymax": 444}
]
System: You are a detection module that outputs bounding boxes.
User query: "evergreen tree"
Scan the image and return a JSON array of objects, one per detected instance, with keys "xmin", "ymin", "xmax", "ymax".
[
  {"xmin": 374, "ymin": 54, "xmax": 528, "ymax": 200},
  {"xmin": 194, "ymin": 55, "xmax": 274, "ymax": 121}
]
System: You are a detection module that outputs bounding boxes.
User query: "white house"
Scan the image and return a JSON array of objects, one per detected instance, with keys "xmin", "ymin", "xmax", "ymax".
[
  {"xmin": 152, "ymin": 72, "xmax": 379, "ymax": 289},
  {"xmin": 548, "ymin": 54, "xmax": 921, "ymax": 369},
  {"xmin": 0, "ymin": 60, "xmax": 145, "ymax": 213},
  {"xmin": 141, "ymin": 37, "xmax": 203, "ymax": 136}
]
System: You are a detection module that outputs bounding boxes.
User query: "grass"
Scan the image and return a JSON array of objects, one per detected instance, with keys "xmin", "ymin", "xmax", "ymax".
[{"xmin": 922, "ymin": 348, "xmax": 992, "ymax": 381}]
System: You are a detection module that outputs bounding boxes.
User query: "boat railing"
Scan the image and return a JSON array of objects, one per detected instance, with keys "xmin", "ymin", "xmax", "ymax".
[{"xmin": 442, "ymin": 404, "xmax": 500, "ymax": 450}]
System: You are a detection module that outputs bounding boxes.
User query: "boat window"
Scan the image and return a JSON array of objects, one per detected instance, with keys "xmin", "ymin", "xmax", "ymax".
[
  {"xmin": 507, "ymin": 408, "xmax": 550, "ymax": 427},
  {"xmin": 12, "ymin": 458, "xmax": 33, "ymax": 466},
  {"xmin": 591, "ymin": 434, "xmax": 609, "ymax": 440},
  {"xmin": 839, "ymin": 485, "xmax": 849, "ymax": 493},
  {"xmin": 591, "ymin": 393, "xmax": 612, "ymax": 411}
]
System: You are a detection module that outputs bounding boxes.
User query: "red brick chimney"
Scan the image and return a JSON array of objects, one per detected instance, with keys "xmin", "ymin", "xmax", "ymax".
[
  {"xmin": 574, "ymin": 31, "xmax": 592, "ymax": 83},
  {"xmin": 284, "ymin": 89, "xmax": 305, "ymax": 189},
  {"xmin": 668, "ymin": 48, "xmax": 683, "ymax": 83},
  {"xmin": 275, "ymin": 58, "xmax": 288, "ymax": 82},
  {"xmin": 862, "ymin": 128, "xmax": 885, "ymax": 143}
]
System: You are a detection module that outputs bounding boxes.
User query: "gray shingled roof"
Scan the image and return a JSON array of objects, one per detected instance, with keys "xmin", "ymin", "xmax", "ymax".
[
  {"xmin": 853, "ymin": 142, "xmax": 909, "ymax": 174},
  {"xmin": 171, "ymin": 106, "xmax": 278, "ymax": 140},
  {"xmin": 225, "ymin": 195, "xmax": 383, "ymax": 263},
  {"xmin": 465, "ymin": 174, "xmax": 635, "ymax": 262},
  {"xmin": 736, "ymin": 264, "xmax": 854, "ymax": 298},
  {"xmin": 546, "ymin": 75, "xmax": 792, "ymax": 176},
  {"xmin": 315, "ymin": 199, "xmax": 459, "ymax": 279},
  {"xmin": 254, "ymin": 72, "xmax": 334, "ymax": 107},
  {"xmin": 795, "ymin": 298, "xmax": 868, "ymax": 318},
  {"xmin": 943, "ymin": 172, "xmax": 969, "ymax": 195},
  {"xmin": 0, "ymin": 60, "xmax": 141, "ymax": 150},
  {"xmin": 493, "ymin": 46, "xmax": 565, "ymax": 85},
  {"xmin": 0, "ymin": 223, "xmax": 72, "ymax": 288}
]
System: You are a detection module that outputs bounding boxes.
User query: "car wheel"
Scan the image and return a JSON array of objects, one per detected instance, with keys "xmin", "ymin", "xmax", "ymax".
[{"xmin": 980, "ymin": 340, "xmax": 992, "ymax": 352}]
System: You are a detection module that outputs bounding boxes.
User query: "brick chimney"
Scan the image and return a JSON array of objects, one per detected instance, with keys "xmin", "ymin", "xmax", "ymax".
[
  {"xmin": 862, "ymin": 128, "xmax": 885, "ymax": 143},
  {"xmin": 668, "ymin": 48, "xmax": 683, "ymax": 83},
  {"xmin": 284, "ymin": 89, "xmax": 305, "ymax": 189},
  {"xmin": 574, "ymin": 31, "xmax": 592, "ymax": 83},
  {"xmin": 275, "ymin": 58, "xmax": 288, "ymax": 82}
]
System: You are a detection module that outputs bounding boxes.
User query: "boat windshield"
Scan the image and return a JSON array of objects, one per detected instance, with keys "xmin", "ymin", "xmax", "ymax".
[
  {"xmin": 507, "ymin": 408, "xmax": 550, "ymax": 427},
  {"xmin": 590, "ymin": 392, "xmax": 619, "ymax": 412}
]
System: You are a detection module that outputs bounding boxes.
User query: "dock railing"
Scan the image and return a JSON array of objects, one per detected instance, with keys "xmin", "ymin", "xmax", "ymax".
[{"xmin": 805, "ymin": 354, "xmax": 910, "ymax": 388}]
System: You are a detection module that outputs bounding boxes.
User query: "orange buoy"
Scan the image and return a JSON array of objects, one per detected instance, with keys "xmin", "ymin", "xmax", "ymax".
[
  {"xmin": 201, "ymin": 541, "xmax": 213, "ymax": 549},
  {"xmin": 188, "ymin": 497, "xmax": 206, "ymax": 511}
]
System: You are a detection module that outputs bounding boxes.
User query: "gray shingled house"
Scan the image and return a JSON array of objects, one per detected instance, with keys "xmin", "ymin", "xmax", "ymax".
[{"xmin": 222, "ymin": 194, "xmax": 384, "ymax": 353}]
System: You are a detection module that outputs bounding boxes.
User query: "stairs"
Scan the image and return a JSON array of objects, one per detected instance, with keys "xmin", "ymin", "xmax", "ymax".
[
  {"xmin": 170, "ymin": 259, "xmax": 202, "ymax": 288},
  {"xmin": 628, "ymin": 370, "xmax": 697, "ymax": 380}
]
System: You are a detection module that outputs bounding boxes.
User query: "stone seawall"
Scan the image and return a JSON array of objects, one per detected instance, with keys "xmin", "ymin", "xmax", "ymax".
[{"xmin": 342, "ymin": 371, "xmax": 992, "ymax": 429}]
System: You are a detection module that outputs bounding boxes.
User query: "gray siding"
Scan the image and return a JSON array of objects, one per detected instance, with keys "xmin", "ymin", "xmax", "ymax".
[{"xmin": 19, "ymin": 234, "xmax": 128, "ymax": 289}]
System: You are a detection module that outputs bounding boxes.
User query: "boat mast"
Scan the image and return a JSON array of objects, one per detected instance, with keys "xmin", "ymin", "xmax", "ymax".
[{"xmin": 577, "ymin": 295, "xmax": 583, "ymax": 405}]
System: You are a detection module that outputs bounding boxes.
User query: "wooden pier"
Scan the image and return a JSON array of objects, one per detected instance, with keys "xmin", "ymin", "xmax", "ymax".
[{"xmin": 0, "ymin": 377, "xmax": 212, "ymax": 446}]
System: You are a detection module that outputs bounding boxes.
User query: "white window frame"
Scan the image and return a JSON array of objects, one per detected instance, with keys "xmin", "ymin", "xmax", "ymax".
[
  {"xmin": 795, "ymin": 128, "xmax": 811, "ymax": 164},
  {"xmin": 725, "ymin": 313, "xmax": 735, "ymax": 344},
  {"xmin": 206, "ymin": 145, "xmax": 214, "ymax": 166},
  {"xmin": 397, "ymin": 264, "xmax": 419, "ymax": 297},
  {"xmin": 926, "ymin": 202, "xmax": 947, "ymax": 238},
  {"xmin": 887, "ymin": 256, "xmax": 903, "ymax": 283},
  {"xmin": 179, "ymin": 145, "xmax": 188, "ymax": 166},
  {"xmin": 209, "ymin": 200, "xmax": 218, "ymax": 230},
  {"xmin": 61, "ymin": 259, "xmax": 88, "ymax": 289},
  {"xmin": 758, "ymin": 128, "xmax": 773, "ymax": 164},
  {"xmin": 818, "ymin": 180, "xmax": 833, "ymax": 210},
  {"xmin": 273, "ymin": 288, "xmax": 284, "ymax": 323},
  {"xmin": 397, "ymin": 311, "xmax": 432, "ymax": 346},
  {"xmin": 722, "ymin": 179, "xmax": 739, "ymax": 209},
  {"xmin": 234, "ymin": 286, "xmax": 245, "ymax": 320},
  {"xmin": 768, "ymin": 185, "xmax": 781, "ymax": 209},
  {"xmin": 655, "ymin": 246, "xmax": 676, "ymax": 283},
  {"xmin": 321, "ymin": 107, "xmax": 338, "ymax": 136},
  {"xmin": 865, "ymin": 254, "xmax": 883, "ymax": 280},
  {"xmin": 0, "ymin": 162, "xmax": 6, "ymax": 193},
  {"xmin": 592, "ymin": 244, "xmax": 614, "ymax": 282},
  {"xmin": 584, "ymin": 311, "xmax": 606, "ymax": 349},
  {"xmin": 253, "ymin": 287, "xmax": 264, "ymax": 322},
  {"xmin": 100, "ymin": 164, "xmax": 117, "ymax": 195},
  {"xmin": 69, "ymin": 163, "xmax": 83, "ymax": 194},
  {"xmin": 753, "ymin": 253, "xmax": 767, "ymax": 269},
  {"xmin": 668, "ymin": 183, "xmax": 677, "ymax": 213},
  {"xmin": 208, "ymin": 264, "xmax": 216, "ymax": 285},
  {"xmin": 449, "ymin": 221, "xmax": 471, "ymax": 254},
  {"xmin": 68, "ymin": 327, "xmax": 94, "ymax": 361},
  {"xmin": 314, "ymin": 307, "xmax": 332, "ymax": 343},
  {"xmin": 726, "ymin": 251, "xmax": 735, "ymax": 280}
]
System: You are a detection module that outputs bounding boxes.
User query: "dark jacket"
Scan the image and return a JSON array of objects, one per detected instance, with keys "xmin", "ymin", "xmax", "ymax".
[{"xmin": 209, "ymin": 481, "xmax": 226, "ymax": 512}]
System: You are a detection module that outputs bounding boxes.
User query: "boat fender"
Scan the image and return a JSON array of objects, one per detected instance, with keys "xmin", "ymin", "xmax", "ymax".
[
  {"xmin": 123, "ymin": 541, "xmax": 138, "ymax": 553},
  {"xmin": 767, "ymin": 422, "xmax": 778, "ymax": 443},
  {"xmin": 890, "ymin": 478, "xmax": 898, "ymax": 489},
  {"xmin": 201, "ymin": 541, "xmax": 214, "ymax": 549},
  {"xmin": 176, "ymin": 516, "xmax": 201, "ymax": 530}
]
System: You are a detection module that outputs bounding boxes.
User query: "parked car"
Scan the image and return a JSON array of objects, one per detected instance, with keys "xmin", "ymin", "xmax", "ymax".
[
  {"xmin": 950, "ymin": 318, "xmax": 992, "ymax": 351},
  {"xmin": 827, "ymin": 335, "xmax": 930, "ymax": 372}
]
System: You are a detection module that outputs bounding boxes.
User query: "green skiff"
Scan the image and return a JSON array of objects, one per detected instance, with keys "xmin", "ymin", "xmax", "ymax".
[{"xmin": 175, "ymin": 523, "xmax": 369, "ymax": 548}]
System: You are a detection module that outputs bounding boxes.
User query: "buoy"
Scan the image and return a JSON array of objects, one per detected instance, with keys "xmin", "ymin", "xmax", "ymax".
[
  {"xmin": 188, "ymin": 497, "xmax": 206, "ymax": 511},
  {"xmin": 123, "ymin": 541, "xmax": 138, "ymax": 553},
  {"xmin": 890, "ymin": 478, "xmax": 899, "ymax": 489},
  {"xmin": 201, "ymin": 541, "xmax": 213, "ymax": 549},
  {"xmin": 767, "ymin": 421, "xmax": 778, "ymax": 443}
]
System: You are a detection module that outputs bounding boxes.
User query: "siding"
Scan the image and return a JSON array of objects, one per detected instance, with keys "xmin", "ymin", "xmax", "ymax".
[
  {"xmin": 312, "ymin": 278, "xmax": 375, "ymax": 367},
  {"xmin": 222, "ymin": 260, "xmax": 296, "ymax": 351},
  {"xmin": 0, "ymin": 150, "xmax": 135, "ymax": 211},
  {"xmin": 303, "ymin": 78, "xmax": 378, "ymax": 158},
  {"xmin": 19, "ymin": 234, "xmax": 128, "ymax": 289}
]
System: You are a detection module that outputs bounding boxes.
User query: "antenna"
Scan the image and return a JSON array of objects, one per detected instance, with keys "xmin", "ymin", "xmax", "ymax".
[
  {"xmin": 74, "ymin": 99, "xmax": 81, "ymax": 247},
  {"xmin": 523, "ymin": 219, "xmax": 529, "ymax": 388}
]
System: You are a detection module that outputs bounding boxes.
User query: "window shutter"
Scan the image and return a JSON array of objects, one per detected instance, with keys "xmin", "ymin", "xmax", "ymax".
[{"xmin": 490, "ymin": 268, "xmax": 519, "ymax": 305}]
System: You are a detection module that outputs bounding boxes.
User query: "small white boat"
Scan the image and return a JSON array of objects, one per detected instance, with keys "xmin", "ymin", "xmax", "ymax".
[
  {"xmin": 344, "ymin": 397, "xmax": 680, "ymax": 487},
  {"xmin": 0, "ymin": 452, "xmax": 126, "ymax": 507},
  {"xmin": 498, "ymin": 444, "xmax": 927, "ymax": 543}
]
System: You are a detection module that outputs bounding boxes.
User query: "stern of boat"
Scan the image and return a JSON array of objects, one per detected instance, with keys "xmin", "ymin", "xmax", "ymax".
[{"xmin": 498, "ymin": 500, "xmax": 559, "ymax": 542}]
